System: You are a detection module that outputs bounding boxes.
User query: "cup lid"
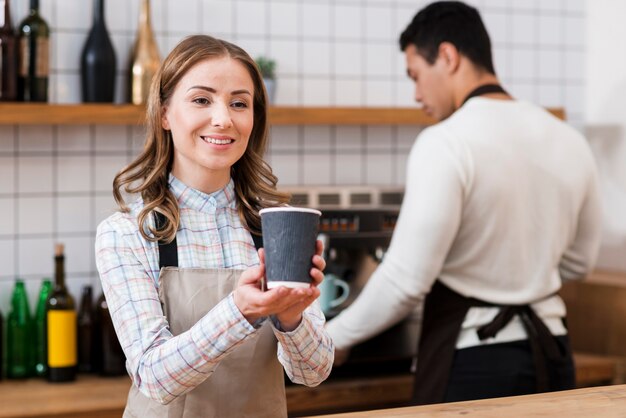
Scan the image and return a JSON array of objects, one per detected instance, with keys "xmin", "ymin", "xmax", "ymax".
[{"xmin": 259, "ymin": 206, "xmax": 322, "ymax": 216}]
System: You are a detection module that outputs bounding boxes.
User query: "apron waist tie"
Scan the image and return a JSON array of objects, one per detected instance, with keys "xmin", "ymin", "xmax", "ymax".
[
  {"xmin": 412, "ymin": 282, "xmax": 569, "ymax": 405},
  {"xmin": 475, "ymin": 304, "xmax": 564, "ymax": 392}
]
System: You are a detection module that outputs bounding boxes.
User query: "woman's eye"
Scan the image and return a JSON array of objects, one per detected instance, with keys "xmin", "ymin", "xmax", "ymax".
[
  {"xmin": 232, "ymin": 100, "xmax": 248, "ymax": 109},
  {"xmin": 192, "ymin": 97, "xmax": 210, "ymax": 105}
]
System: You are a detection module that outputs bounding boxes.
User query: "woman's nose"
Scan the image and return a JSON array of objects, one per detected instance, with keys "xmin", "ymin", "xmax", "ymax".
[{"xmin": 211, "ymin": 102, "xmax": 233, "ymax": 128}]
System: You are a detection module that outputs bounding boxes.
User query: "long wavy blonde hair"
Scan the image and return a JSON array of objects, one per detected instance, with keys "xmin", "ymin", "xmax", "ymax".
[{"xmin": 113, "ymin": 35, "xmax": 290, "ymax": 242}]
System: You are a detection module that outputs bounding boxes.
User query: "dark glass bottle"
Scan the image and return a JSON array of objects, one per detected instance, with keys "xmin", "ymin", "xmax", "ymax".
[
  {"xmin": 94, "ymin": 292, "xmax": 125, "ymax": 376},
  {"xmin": 0, "ymin": 0, "xmax": 18, "ymax": 101},
  {"xmin": 80, "ymin": 0, "xmax": 116, "ymax": 102},
  {"xmin": 46, "ymin": 243, "xmax": 77, "ymax": 382},
  {"xmin": 34, "ymin": 278, "xmax": 51, "ymax": 377},
  {"xmin": 7, "ymin": 279, "xmax": 32, "ymax": 378},
  {"xmin": 17, "ymin": 0, "xmax": 49, "ymax": 102},
  {"xmin": 77, "ymin": 285, "xmax": 95, "ymax": 373}
]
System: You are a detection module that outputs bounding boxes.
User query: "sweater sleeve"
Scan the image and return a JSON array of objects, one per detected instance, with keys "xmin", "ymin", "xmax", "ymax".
[
  {"xmin": 558, "ymin": 155, "xmax": 602, "ymax": 281},
  {"xmin": 327, "ymin": 129, "xmax": 467, "ymax": 349}
]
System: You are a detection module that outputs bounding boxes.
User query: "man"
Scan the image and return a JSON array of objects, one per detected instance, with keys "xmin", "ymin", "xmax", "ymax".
[{"xmin": 326, "ymin": 1, "xmax": 602, "ymax": 405}]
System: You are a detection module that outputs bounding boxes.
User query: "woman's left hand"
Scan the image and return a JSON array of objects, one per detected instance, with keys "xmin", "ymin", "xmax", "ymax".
[{"xmin": 273, "ymin": 239, "xmax": 326, "ymax": 331}]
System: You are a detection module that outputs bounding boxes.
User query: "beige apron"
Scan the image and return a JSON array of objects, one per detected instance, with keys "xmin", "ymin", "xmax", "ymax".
[{"xmin": 123, "ymin": 267, "xmax": 287, "ymax": 418}]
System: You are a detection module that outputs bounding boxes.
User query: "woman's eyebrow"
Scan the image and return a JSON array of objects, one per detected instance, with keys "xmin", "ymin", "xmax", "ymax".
[{"xmin": 187, "ymin": 85, "xmax": 251, "ymax": 96}]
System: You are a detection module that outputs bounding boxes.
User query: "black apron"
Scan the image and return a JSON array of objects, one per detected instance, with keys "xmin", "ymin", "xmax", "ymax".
[{"xmin": 412, "ymin": 84, "xmax": 571, "ymax": 405}]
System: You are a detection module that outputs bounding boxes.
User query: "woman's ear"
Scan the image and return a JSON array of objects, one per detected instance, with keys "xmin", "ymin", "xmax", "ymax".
[
  {"xmin": 161, "ymin": 107, "xmax": 170, "ymax": 130},
  {"xmin": 438, "ymin": 42, "xmax": 461, "ymax": 73}
]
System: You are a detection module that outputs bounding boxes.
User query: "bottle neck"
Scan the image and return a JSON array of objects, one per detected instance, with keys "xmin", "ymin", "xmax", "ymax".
[
  {"xmin": 30, "ymin": 0, "xmax": 39, "ymax": 14},
  {"xmin": 11, "ymin": 282, "xmax": 28, "ymax": 314},
  {"xmin": 81, "ymin": 287, "xmax": 92, "ymax": 305},
  {"xmin": 1, "ymin": 0, "xmax": 11, "ymax": 29},
  {"xmin": 92, "ymin": 0, "xmax": 105, "ymax": 26},
  {"xmin": 54, "ymin": 255, "xmax": 65, "ymax": 289},
  {"xmin": 139, "ymin": 0, "xmax": 152, "ymax": 32}
]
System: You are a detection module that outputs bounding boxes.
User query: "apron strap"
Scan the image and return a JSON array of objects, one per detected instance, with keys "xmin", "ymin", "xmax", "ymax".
[
  {"xmin": 461, "ymin": 83, "xmax": 509, "ymax": 105},
  {"xmin": 252, "ymin": 233, "xmax": 263, "ymax": 251},
  {"xmin": 154, "ymin": 211, "xmax": 179, "ymax": 268}
]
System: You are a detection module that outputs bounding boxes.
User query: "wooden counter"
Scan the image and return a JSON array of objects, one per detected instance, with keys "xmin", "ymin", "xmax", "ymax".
[
  {"xmin": 0, "ymin": 375, "xmax": 131, "ymax": 418},
  {"xmin": 0, "ymin": 351, "xmax": 622, "ymax": 418},
  {"xmin": 0, "ymin": 374, "xmax": 408, "ymax": 418},
  {"xmin": 305, "ymin": 384, "xmax": 626, "ymax": 418}
]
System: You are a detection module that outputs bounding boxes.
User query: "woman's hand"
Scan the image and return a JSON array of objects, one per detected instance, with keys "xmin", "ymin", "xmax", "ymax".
[{"xmin": 233, "ymin": 240, "xmax": 326, "ymax": 331}]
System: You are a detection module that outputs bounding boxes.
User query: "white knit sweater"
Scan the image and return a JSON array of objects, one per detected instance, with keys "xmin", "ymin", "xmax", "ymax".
[{"xmin": 327, "ymin": 98, "xmax": 602, "ymax": 350}]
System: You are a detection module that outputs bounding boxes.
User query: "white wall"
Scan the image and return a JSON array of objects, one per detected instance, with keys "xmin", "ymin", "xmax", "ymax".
[{"xmin": 585, "ymin": 0, "xmax": 626, "ymax": 271}]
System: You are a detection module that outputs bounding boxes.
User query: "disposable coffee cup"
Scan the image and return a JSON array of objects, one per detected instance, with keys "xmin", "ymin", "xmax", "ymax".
[{"xmin": 259, "ymin": 207, "xmax": 322, "ymax": 289}]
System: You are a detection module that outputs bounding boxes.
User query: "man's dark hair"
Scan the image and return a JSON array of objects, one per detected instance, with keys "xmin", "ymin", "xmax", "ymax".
[{"xmin": 399, "ymin": 1, "xmax": 495, "ymax": 74}]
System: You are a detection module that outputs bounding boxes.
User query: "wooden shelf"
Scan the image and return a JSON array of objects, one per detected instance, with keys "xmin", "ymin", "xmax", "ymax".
[
  {"xmin": 0, "ymin": 103, "xmax": 146, "ymax": 126},
  {"xmin": 269, "ymin": 106, "xmax": 438, "ymax": 125},
  {"xmin": 0, "ymin": 103, "xmax": 565, "ymax": 126}
]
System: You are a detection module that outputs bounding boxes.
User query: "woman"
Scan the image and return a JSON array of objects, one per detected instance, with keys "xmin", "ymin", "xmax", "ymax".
[{"xmin": 95, "ymin": 35, "xmax": 333, "ymax": 418}]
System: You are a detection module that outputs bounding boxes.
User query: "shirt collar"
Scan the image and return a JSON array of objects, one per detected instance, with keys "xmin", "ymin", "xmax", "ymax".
[{"xmin": 168, "ymin": 173, "xmax": 237, "ymax": 213}]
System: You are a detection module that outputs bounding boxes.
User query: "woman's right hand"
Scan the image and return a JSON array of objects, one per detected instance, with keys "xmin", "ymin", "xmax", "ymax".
[{"xmin": 233, "ymin": 249, "xmax": 314, "ymax": 326}]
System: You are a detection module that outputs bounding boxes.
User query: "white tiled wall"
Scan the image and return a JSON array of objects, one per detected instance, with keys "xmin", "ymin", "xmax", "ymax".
[{"xmin": 0, "ymin": 0, "xmax": 586, "ymax": 312}]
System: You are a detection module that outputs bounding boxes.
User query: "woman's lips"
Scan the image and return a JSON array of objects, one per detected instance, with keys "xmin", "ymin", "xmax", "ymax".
[{"xmin": 201, "ymin": 135, "xmax": 234, "ymax": 145}]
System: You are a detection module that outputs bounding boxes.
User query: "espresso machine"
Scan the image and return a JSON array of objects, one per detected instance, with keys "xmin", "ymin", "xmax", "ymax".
[{"xmin": 285, "ymin": 187, "xmax": 422, "ymax": 378}]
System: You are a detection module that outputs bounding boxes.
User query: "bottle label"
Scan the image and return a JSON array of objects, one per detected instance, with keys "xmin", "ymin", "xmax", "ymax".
[
  {"xmin": 19, "ymin": 37, "xmax": 28, "ymax": 77},
  {"xmin": 47, "ymin": 310, "xmax": 77, "ymax": 367},
  {"xmin": 36, "ymin": 37, "xmax": 49, "ymax": 76},
  {"xmin": 19, "ymin": 37, "xmax": 49, "ymax": 77}
]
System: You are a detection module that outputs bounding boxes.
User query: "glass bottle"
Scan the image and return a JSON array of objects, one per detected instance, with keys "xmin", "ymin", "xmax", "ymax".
[
  {"xmin": 77, "ymin": 285, "xmax": 95, "ymax": 373},
  {"xmin": 80, "ymin": 0, "xmax": 116, "ymax": 102},
  {"xmin": 46, "ymin": 243, "xmax": 77, "ymax": 382},
  {"xmin": 94, "ymin": 292, "xmax": 126, "ymax": 376},
  {"xmin": 129, "ymin": 0, "xmax": 159, "ymax": 105},
  {"xmin": 7, "ymin": 279, "xmax": 32, "ymax": 378},
  {"xmin": 17, "ymin": 0, "xmax": 49, "ymax": 102},
  {"xmin": 34, "ymin": 278, "xmax": 51, "ymax": 377},
  {"xmin": 0, "ymin": 0, "xmax": 18, "ymax": 101}
]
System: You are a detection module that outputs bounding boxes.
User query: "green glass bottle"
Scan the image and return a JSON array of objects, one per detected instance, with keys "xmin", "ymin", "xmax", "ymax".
[
  {"xmin": 34, "ymin": 278, "xmax": 52, "ymax": 377},
  {"xmin": 7, "ymin": 279, "xmax": 32, "ymax": 378},
  {"xmin": 46, "ymin": 243, "xmax": 77, "ymax": 382}
]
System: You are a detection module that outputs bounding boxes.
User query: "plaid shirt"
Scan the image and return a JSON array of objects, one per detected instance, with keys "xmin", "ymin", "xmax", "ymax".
[{"xmin": 95, "ymin": 175, "xmax": 333, "ymax": 404}]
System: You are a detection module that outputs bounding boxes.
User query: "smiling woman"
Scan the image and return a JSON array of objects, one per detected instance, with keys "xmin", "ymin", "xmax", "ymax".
[
  {"xmin": 94, "ymin": 35, "xmax": 333, "ymax": 418},
  {"xmin": 161, "ymin": 56, "xmax": 255, "ymax": 195}
]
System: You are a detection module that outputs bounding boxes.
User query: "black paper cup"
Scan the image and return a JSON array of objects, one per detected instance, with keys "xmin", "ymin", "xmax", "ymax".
[{"xmin": 259, "ymin": 207, "xmax": 322, "ymax": 289}]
